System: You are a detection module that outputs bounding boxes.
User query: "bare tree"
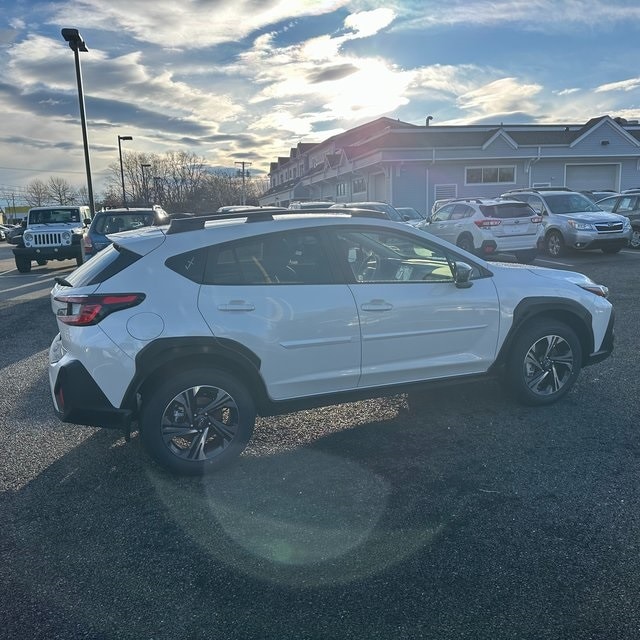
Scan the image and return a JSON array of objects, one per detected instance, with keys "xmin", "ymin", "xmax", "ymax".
[
  {"xmin": 24, "ymin": 179, "xmax": 50, "ymax": 207},
  {"xmin": 47, "ymin": 176, "xmax": 75, "ymax": 205}
]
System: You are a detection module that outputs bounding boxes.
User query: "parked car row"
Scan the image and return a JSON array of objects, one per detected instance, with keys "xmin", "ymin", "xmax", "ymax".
[{"xmin": 425, "ymin": 187, "xmax": 635, "ymax": 258}]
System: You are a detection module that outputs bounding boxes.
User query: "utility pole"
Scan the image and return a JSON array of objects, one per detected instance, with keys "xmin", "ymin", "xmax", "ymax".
[{"xmin": 235, "ymin": 161, "xmax": 252, "ymax": 205}]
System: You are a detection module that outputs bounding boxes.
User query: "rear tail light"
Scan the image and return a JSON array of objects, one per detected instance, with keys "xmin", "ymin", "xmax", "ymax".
[
  {"xmin": 474, "ymin": 218, "xmax": 502, "ymax": 228},
  {"xmin": 54, "ymin": 293, "xmax": 145, "ymax": 326},
  {"xmin": 531, "ymin": 216, "xmax": 542, "ymax": 223},
  {"xmin": 83, "ymin": 235, "xmax": 93, "ymax": 250}
]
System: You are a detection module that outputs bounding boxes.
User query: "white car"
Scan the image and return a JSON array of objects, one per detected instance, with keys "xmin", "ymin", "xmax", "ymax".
[
  {"xmin": 420, "ymin": 197, "xmax": 542, "ymax": 263},
  {"xmin": 48, "ymin": 210, "xmax": 614, "ymax": 475}
]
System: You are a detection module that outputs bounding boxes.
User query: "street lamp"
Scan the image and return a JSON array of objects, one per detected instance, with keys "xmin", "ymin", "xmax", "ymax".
[
  {"xmin": 140, "ymin": 163, "xmax": 151, "ymax": 205},
  {"xmin": 118, "ymin": 135, "xmax": 133, "ymax": 206},
  {"xmin": 61, "ymin": 28, "xmax": 95, "ymax": 215}
]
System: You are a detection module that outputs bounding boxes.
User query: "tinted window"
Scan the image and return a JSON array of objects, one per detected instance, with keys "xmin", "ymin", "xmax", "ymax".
[
  {"xmin": 94, "ymin": 213, "xmax": 155, "ymax": 234},
  {"xmin": 64, "ymin": 244, "xmax": 142, "ymax": 286},
  {"xmin": 203, "ymin": 231, "xmax": 335, "ymax": 285},
  {"xmin": 544, "ymin": 194, "xmax": 600, "ymax": 213},
  {"xmin": 480, "ymin": 202, "xmax": 534, "ymax": 218}
]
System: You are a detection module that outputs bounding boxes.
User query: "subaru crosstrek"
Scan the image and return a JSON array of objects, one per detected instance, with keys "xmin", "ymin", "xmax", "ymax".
[{"xmin": 48, "ymin": 207, "xmax": 614, "ymax": 475}]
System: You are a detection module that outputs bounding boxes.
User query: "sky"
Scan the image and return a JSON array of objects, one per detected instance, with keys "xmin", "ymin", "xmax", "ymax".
[{"xmin": 1, "ymin": 0, "xmax": 640, "ymax": 202}]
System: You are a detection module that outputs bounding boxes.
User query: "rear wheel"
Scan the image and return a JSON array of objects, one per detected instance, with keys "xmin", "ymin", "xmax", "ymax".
[
  {"xmin": 514, "ymin": 249, "xmax": 537, "ymax": 264},
  {"xmin": 76, "ymin": 247, "xmax": 85, "ymax": 267},
  {"xmin": 15, "ymin": 256, "xmax": 31, "ymax": 273},
  {"xmin": 505, "ymin": 320, "xmax": 582, "ymax": 405},
  {"xmin": 545, "ymin": 231, "xmax": 565, "ymax": 258},
  {"xmin": 456, "ymin": 234, "xmax": 475, "ymax": 254},
  {"xmin": 140, "ymin": 368, "xmax": 256, "ymax": 475}
]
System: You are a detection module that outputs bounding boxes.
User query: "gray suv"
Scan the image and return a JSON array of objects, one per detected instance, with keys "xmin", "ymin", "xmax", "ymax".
[{"xmin": 501, "ymin": 188, "xmax": 631, "ymax": 257}]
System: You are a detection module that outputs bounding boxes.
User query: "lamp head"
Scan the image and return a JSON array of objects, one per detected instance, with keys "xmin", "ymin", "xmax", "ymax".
[{"xmin": 61, "ymin": 28, "xmax": 88, "ymax": 52}]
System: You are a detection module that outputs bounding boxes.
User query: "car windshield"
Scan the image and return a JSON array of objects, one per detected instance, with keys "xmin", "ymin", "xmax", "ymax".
[
  {"xmin": 544, "ymin": 194, "xmax": 602, "ymax": 214},
  {"xmin": 29, "ymin": 208, "xmax": 81, "ymax": 224}
]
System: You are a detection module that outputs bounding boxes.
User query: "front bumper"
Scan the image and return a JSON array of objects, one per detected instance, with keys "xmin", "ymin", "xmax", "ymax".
[
  {"xmin": 14, "ymin": 245, "xmax": 81, "ymax": 260},
  {"xmin": 564, "ymin": 229, "xmax": 631, "ymax": 251}
]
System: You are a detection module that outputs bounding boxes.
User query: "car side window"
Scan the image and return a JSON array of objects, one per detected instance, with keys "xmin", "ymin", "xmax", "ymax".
[
  {"xmin": 203, "ymin": 230, "xmax": 335, "ymax": 285},
  {"xmin": 526, "ymin": 196, "xmax": 544, "ymax": 214},
  {"xmin": 333, "ymin": 229, "xmax": 457, "ymax": 284},
  {"xmin": 616, "ymin": 197, "xmax": 635, "ymax": 213},
  {"xmin": 432, "ymin": 204, "xmax": 453, "ymax": 222}
]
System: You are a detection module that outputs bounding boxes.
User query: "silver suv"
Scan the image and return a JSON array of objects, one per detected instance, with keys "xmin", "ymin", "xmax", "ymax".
[
  {"xmin": 502, "ymin": 188, "xmax": 632, "ymax": 257},
  {"xmin": 420, "ymin": 197, "xmax": 542, "ymax": 263}
]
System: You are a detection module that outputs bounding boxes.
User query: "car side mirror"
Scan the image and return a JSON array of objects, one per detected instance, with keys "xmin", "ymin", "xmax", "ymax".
[{"xmin": 453, "ymin": 261, "xmax": 473, "ymax": 289}]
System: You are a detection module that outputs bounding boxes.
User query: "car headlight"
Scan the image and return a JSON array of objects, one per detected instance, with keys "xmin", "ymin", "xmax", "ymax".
[
  {"xmin": 23, "ymin": 232, "xmax": 33, "ymax": 244},
  {"xmin": 622, "ymin": 218, "xmax": 631, "ymax": 230},
  {"xmin": 61, "ymin": 230, "xmax": 72, "ymax": 245},
  {"xmin": 579, "ymin": 283, "xmax": 609, "ymax": 298},
  {"xmin": 567, "ymin": 219, "xmax": 595, "ymax": 231}
]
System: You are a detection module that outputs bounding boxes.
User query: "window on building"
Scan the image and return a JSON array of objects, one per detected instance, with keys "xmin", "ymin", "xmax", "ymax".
[
  {"xmin": 353, "ymin": 178, "xmax": 366, "ymax": 194},
  {"xmin": 466, "ymin": 166, "xmax": 515, "ymax": 185},
  {"xmin": 337, "ymin": 182, "xmax": 347, "ymax": 197}
]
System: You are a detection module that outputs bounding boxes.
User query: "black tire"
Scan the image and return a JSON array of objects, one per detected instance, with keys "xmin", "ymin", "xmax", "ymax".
[
  {"xmin": 601, "ymin": 246, "xmax": 621, "ymax": 254},
  {"xmin": 545, "ymin": 231, "xmax": 565, "ymax": 258},
  {"xmin": 140, "ymin": 368, "xmax": 256, "ymax": 475},
  {"xmin": 15, "ymin": 256, "xmax": 31, "ymax": 273},
  {"xmin": 36, "ymin": 259, "xmax": 47, "ymax": 266},
  {"xmin": 456, "ymin": 234, "xmax": 475, "ymax": 254},
  {"xmin": 630, "ymin": 226, "xmax": 640, "ymax": 249},
  {"xmin": 514, "ymin": 249, "xmax": 537, "ymax": 264},
  {"xmin": 505, "ymin": 320, "xmax": 582, "ymax": 406},
  {"xmin": 76, "ymin": 248, "xmax": 85, "ymax": 267}
]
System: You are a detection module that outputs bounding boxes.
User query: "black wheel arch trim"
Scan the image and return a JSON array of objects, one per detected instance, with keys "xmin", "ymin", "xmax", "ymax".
[
  {"xmin": 123, "ymin": 336, "xmax": 265, "ymax": 414},
  {"xmin": 491, "ymin": 297, "xmax": 596, "ymax": 371}
]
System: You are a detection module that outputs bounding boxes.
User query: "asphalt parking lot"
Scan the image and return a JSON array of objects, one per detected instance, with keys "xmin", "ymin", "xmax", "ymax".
[{"xmin": 1, "ymin": 241, "xmax": 639, "ymax": 640}]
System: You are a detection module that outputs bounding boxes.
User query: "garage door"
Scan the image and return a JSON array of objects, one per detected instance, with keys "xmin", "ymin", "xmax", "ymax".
[{"xmin": 566, "ymin": 164, "xmax": 618, "ymax": 190}]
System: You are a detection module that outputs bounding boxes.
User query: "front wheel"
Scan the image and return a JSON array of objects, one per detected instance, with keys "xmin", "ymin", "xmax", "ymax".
[
  {"xmin": 15, "ymin": 255, "xmax": 31, "ymax": 273},
  {"xmin": 545, "ymin": 231, "xmax": 565, "ymax": 258},
  {"xmin": 601, "ymin": 246, "xmax": 621, "ymax": 254},
  {"xmin": 505, "ymin": 321, "xmax": 582, "ymax": 405},
  {"xmin": 140, "ymin": 368, "xmax": 256, "ymax": 475},
  {"xmin": 630, "ymin": 226, "xmax": 640, "ymax": 249}
]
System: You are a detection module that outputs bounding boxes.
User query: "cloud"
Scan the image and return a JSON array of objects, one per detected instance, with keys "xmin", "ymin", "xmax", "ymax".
[
  {"xmin": 398, "ymin": 0, "xmax": 640, "ymax": 31},
  {"xmin": 456, "ymin": 77, "xmax": 542, "ymax": 116},
  {"xmin": 47, "ymin": 0, "xmax": 352, "ymax": 48},
  {"xmin": 595, "ymin": 78, "xmax": 640, "ymax": 93}
]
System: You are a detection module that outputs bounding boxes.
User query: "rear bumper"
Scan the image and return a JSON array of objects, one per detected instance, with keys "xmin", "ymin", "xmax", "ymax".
[{"xmin": 49, "ymin": 357, "xmax": 133, "ymax": 431}]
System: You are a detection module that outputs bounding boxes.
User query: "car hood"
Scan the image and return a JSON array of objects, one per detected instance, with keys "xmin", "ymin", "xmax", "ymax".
[
  {"xmin": 489, "ymin": 261, "xmax": 602, "ymax": 288},
  {"xmin": 559, "ymin": 211, "xmax": 625, "ymax": 223}
]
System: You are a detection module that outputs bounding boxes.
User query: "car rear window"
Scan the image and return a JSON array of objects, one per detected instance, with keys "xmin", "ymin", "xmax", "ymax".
[
  {"xmin": 94, "ymin": 213, "xmax": 155, "ymax": 234},
  {"xmin": 64, "ymin": 244, "xmax": 143, "ymax": 287},
  {"xmin": 480, "ymin": 203, "xmax": 534, "ymax": 219}
]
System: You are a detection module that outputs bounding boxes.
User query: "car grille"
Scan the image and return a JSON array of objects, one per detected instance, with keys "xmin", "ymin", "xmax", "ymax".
[
  {"xmin": 31, "ymin": 232, "xmax": 64, "ymax": 247},
  {"xmin": 595, "ymin": 222, "xmax": 624, "ymax": 233}
]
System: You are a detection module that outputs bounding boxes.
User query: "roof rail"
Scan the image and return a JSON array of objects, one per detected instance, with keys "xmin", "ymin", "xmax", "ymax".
[{"xmin": 166, "ymin": 206, "xmax": 387, "ymax": 235}]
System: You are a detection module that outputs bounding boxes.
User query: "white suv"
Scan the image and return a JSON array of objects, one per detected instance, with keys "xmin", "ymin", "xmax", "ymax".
[
  {"xmin": 48, "ymin": 208, "xmax": 614, "ymax": 475},
  {"xmin": 420, "ymin": 197, "xmax": 542, "ymax": 263}
]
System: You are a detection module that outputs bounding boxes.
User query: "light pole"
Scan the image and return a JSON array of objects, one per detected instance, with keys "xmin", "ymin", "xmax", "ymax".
[
  {"xmin": 235, "ymin": 161, "xmax": 252, "ymax": 205},
  {"xmin": 140, "ymin": 163, "xmax": 151, "ymax": 205},
  {"xmin": 118, "ymin": 135, "xmax": 133, "ymax": 206},
  {"xmin": 61, "ymin": 28, "xmax": 95, "ymax": 215}
]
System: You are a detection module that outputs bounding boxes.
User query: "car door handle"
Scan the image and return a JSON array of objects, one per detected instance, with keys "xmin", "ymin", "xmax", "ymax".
[
  {"xmin": 361, "ymin": 300, "xmax": 393, "ymax": 312},
  {"xmin": 217, "ymin": 300, "xmax": 256, "ymax": 311}
]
